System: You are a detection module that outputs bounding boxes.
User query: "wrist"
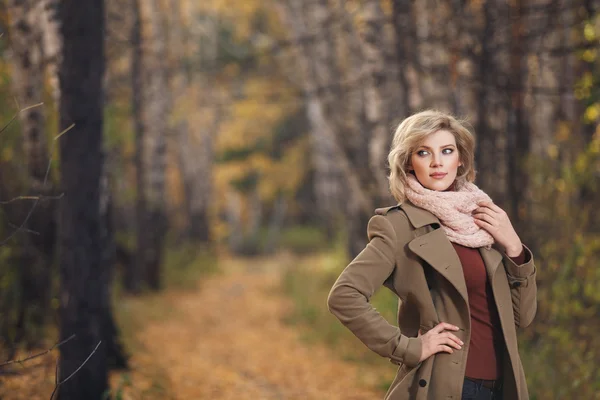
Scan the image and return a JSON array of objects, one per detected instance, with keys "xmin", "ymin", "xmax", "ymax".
[{"xmin": 505, "ymin": 243, "xmax": 523, "ymax": 257}]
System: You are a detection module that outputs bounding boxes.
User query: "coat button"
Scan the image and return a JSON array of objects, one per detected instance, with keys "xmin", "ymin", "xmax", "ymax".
[
  {"xmin": 419, "ymin": 379, "xmax": 427, "ymax": 387},
  {"xmin": 512, "ymin": 281, "xmax": 522, "ymax": 288}
]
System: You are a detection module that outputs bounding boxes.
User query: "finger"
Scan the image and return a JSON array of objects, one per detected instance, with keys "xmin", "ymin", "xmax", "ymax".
[
  {"xmin": 474, "ymin": 218, "xmax": 494, "ymax": 231},
  {"xmin": 436, "ymin": 345, "xmax": 454, "ymax": 354},
  {"xmin": 432, "ymin": 322, "xmax": 459, "ymax": 334},
  {"xmin": 440, "ymin": 337, "xmax": 462, "ymax": 350},
  {"xmin": 478, "ymin": 201, "xmax": 504, "ymax": 214},
  {"xmin": 473, "ymin": 206, "xmax": 499, "ymax": 217},
  {"xmin": 441, "ymin": 332, "xmax": 464, "ymax": 346},
  {"xmin": 473, "ymin": 212, "xmax": 496, "ymax": 225}
]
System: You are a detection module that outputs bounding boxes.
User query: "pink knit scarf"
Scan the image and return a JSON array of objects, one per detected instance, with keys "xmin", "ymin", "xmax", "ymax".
[{"xmin": 404, "ymin": 174, "xmax": 495, "ymax": 249}]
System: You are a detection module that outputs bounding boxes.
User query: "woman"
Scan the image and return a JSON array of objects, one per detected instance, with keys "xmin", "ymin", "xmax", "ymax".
[{"xmin": 327, "ymin": 110, "xmax": 537, "ymax": 400}]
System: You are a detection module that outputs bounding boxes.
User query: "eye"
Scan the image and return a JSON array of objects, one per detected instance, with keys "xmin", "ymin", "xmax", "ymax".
[
  {"xmin": 417, "ymin": 150, "xmax": 430, "ymax": 157},
  {"xmin": 442, "ymin": 148, "xmax": 454, "ymax": 154}
]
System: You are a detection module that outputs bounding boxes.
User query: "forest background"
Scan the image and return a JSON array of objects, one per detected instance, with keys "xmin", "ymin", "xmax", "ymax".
[{"xmin": 0, "ymin": 0, "xmax": 598, "ymax": 399}]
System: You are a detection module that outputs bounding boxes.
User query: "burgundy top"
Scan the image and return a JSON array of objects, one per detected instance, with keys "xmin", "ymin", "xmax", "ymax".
[{"xmin": 452, "ymin": 243, "xmax": 526, "ymax": 380}]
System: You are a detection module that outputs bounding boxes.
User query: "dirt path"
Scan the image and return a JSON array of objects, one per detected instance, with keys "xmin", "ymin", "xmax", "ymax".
[{"xmin": 120, "ymin": 254, "xmax": 385, "ymax": 400}]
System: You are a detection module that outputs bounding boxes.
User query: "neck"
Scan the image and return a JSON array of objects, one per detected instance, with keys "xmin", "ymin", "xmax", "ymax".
[{"xmin": 444, "ymin": 180, "xmax": 458, "ymax": 192}]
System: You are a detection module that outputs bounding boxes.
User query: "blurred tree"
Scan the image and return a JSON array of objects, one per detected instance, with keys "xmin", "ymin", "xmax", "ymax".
[
  {"xmin": 276, "ymin": 0, "xmax": 374, "ymax": 256},
  {"xmin": 126, "ymin": 0, "xmax": 144, "ymax": 293},
  {"xmin": 138, "ymin": 0, "xmax": 169, "ymax": 290},
  {"xmin": 6, "ymin": 0, "xmax": 56, "ymax": 348},
  {"xmin": 171, "ymin": 2, "xmax": 215, "ymax": 244},
  {"xmin": 57, "ymin": 0, "xmax": 109, "ymax": 397},
  {"xmin": 506, "ymin": 0, "xmax": 531, "ymax": 237}
]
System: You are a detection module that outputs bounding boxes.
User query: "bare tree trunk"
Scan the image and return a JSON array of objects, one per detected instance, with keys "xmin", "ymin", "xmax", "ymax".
[
  {"xmin": 99, "ymin": 154, "xmax": 128, "ymax": 369},
  {"xmin": 57, "ymin": 0, "xmax": 108, "ymax": 397},
  {"xmin": 264, "ymin": 195, "xmax": 288, "ymax": 253},
  {"xmin": 474, "ymin": 1, "xmax": 494, "ymax": 189},
  {"xmin": 276, "ymin": 0, "xmax": 373, "ymax": 257},
  {"xmin": 127, "ymin": 0, "xmax": 144, "ymax": 293},
  {"xmin": 171, "ymin": 5, "xmax": 216, "ymax": 244},
  {"xmin": 193, "ymin": 115, "xmax": 217, "ymax": 242},
  {"xmin": 141, "ymin": 0, "xmax": 169, "ymax": 290},
  {"xmin": 41, "ymin": 0, "xmax": 61, "ymax": 104},
  {"xmin": 7, "ymin": 0, "xmax": 55, "ymax": 347},
  {"xmin": 7, "ymin": 0, "xmax": 48, "ymax": 182},
  {"xmin": 226, "ymin": 190, "xmax": 243, "ymax": 253},
  {"xmin": 413, "ymin": 0, "xmax": 452, "ymax": 110},
  {"xmin": 176, "ymin": 111, "xmax": 217, "ymax": 244},
  {"xmin": 392, "ymin": 0, "xmax": 424, "ymax": 111},
  {"xmin": 358, "ymin": 0, "xmax": 399, "ymax": 202},
  {"xmin": 391, "ymin": 0, "xmax": 415, "ymax": 116},
  {"xmin": 506, "ymin": 0, "xmax": 530, "ymax": 235}
]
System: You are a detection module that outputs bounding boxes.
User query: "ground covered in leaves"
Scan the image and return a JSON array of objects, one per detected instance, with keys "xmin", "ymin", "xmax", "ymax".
[{"xmin": 1, "ymin": 253, "xmax": 388, "ymax": 399}]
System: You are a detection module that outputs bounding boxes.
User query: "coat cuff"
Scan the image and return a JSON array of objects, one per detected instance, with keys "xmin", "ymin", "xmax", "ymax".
[
  {"xmin": 503, "ymin": 244, "xmax": 536, "ymax": 282},
  {"xmin": 391, "ymin": 335, "xmax": 422, "ymax": 368}
]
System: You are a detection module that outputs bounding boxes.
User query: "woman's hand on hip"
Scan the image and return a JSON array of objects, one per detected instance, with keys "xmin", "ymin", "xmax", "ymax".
[
  {"xmin": 418, "ymin": 322, "xmax": 463, "ymax": 362},
  {"xmin": 472, "ymin": 200, "xmax": 523, "ymax": 256}
]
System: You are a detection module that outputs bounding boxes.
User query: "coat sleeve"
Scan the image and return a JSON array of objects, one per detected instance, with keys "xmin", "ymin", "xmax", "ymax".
[
  {"xmin": 327, "ymin": 214, "xmax": 422, "ymax": 368},
  {"xmin": 502, "ymin": 244, "xmax": 537, "ymax": 328}
]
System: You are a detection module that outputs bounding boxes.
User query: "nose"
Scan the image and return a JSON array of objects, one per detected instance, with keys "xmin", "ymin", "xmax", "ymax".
[{"xmin": 431, "ymin": 152, "xmax": 443, "ymax": 167}]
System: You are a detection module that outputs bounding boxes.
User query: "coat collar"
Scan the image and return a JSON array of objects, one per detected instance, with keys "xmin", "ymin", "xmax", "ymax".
[
  {"xmin": 396, "ymin": 200, "xmax": 504, "ymax": 304},
  {"xmin": 398, "ymin": 200, "xmax": 440, "ymax": 228}
]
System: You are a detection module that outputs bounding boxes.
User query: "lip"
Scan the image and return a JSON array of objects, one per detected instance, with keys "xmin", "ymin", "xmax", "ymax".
[{"xmin": 430, "ymin": 172, "xmax": 447, "ymax": 179}]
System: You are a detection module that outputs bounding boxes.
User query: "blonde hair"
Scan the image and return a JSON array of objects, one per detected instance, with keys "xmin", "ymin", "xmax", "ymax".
[{"xmin": 388, "ymin": 110, "xmax": 477, "ymax": 203}]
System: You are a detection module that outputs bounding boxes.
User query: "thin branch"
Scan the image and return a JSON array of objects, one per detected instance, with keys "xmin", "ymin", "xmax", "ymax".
[
  {"xmin": 49, "ymin": 341, "xmax": 102, "ymax": 400},
  {"xmin": 54, "ymin": 123, "xmax": 75, "ymax": 141},
  {"xmin": 0, "ymin": 334, "xmax": 76, "ymax": 368},
  {"xmin": 0, "ymin": 102, "xmax": 44, "ymax": 135},
  {"xmin": 0, "ymin": 124, "xmax": 74, "ymax": 246},
  {"xmin": 7, "ymin": 222, "xmax": 40, "ymax": 235},
  {"xmin": 0, "ymin": 193, "xmax": 64, "ymax": 205}
]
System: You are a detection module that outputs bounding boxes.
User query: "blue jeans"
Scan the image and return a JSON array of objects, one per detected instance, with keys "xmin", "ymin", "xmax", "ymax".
[{"xmin": 461, "ymin": 378, "xmax": 503, "ymax": 400}]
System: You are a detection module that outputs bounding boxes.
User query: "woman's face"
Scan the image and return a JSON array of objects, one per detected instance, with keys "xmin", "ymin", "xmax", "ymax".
[{"xmin": 409, "ymin": 129, "xmax": 462, "ymax": 191}]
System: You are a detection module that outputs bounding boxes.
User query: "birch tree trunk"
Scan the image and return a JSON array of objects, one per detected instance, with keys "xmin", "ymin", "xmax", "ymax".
[
  {"xmin": 41, "ymin": 0, "xmax": 61, "ymax": 104},
  {"xmin": 7, "ymin": 0, "xmax": 48, "ymax": 183},
  {"xmin": 412, "ymin": 0, "xmax": 453, "ymax": 111},
  {"xmin": 506, "ymin": 0, "xmax": 530, "ymax": 235},
  {"xmin": 140, "ymin": 0, "xmax": 169, "ymax": 290},
  {"xmin": 172, "ymin": 1, "xmax": 214, "ymax": 244},
  {"xmin": 7, "ymin": 0, "xmax": 54, "ymax": 347},
  {"xmin": 276, "ymin": 0, "xmax": 372, "ymax": 256},
  {"xmin": 358, "ymin": 0, "xmax": 399, "ymax": 202},
  {"xmin": 57, "ymin": 0, "xmax": 108, "ymax": 397},
  {"xmin": 127, "ymin": 0, "xmax": 144, "ymax": 293},
  {"xmin": 99, "ymin": 154, "xmax": 128, "ymax": 369},
  {"xmin": 391, "ymin": 0, "xmax": 418, "ymax": 114}
]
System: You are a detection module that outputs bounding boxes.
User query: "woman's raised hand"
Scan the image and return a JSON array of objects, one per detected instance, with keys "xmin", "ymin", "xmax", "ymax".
[
  {"xmin": 418, "ymin": 322, "xmax": 463, "ymax": 362},
  {"xmin": 472, "ymin": 200, "xmax": 523, "ymax": 257}
]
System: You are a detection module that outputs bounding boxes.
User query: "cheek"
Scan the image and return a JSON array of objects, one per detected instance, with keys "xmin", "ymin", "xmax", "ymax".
[
  {"xmin": 410, "ymin": 156, "xmax": 426, "ymax": 174},
  {"xmin": 449, "ymin": 155, "xmax": 461, "ymax": 169}
]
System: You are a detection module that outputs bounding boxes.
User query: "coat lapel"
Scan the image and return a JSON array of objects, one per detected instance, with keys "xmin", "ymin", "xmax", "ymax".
[
  {"xmin": 408, "ymin": 228, "xmax": 469, "ymax": 305},
  {"xmin": 401, "ymin": 201, "xmax": 469, "ymax": 305},
  {"xmin": 478, "ymin": 246, "xmax": 504, "ymax": 283}
]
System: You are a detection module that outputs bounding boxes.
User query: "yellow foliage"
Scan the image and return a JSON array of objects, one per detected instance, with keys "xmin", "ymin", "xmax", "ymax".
[
  {"xmin": 581, "ymin": 49, "xmax": 597, "ymax": 63},
  {"xmin": 2, "ymin": 146, "xmax": 13, "ymax": 162},
  {"xmin": 584, "ymin": 103, "xmax": 600, "ymax": 122},
  {"xmin": 584, "ymin": 21, "xmax": 596, "ymax": 41},
  {"xmin": 555, "ymin": 121, "xmax": 571, "ymax": 142},
  {"xmin": 546, "ymin": 144, "xmax": 558, "ymax": 159}
]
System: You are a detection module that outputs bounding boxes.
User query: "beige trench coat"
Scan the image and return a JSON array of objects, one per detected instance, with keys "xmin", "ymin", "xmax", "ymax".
[{"xmin": 327, "ymin": 201, "xmax": 537, "ymax": 400}]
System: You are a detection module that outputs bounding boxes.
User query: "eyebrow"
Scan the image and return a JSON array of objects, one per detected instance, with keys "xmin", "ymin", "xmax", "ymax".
[{"xmin": 417, "ymin": 144, "xmax": 456, "ymax": 150}]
